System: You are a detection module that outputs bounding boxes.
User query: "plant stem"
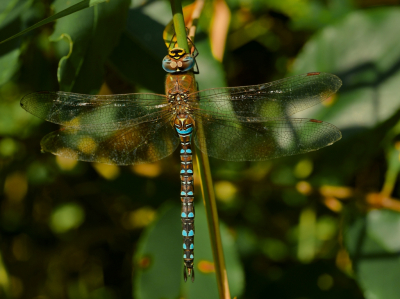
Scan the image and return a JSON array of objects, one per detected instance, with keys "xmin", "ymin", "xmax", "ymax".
[
  {"xmin": 170, "ymin": 0, "xmax": 190, "ymax": 52},
  {"xmin": 195, "ymin": 151, "xmax": 231, "ymax": 299}
]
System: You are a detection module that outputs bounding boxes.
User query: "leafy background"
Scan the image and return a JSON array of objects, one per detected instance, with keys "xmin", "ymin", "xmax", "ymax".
[{"xmin": 1, "ymin": 0, "xmax": 400, "ymax": 298}]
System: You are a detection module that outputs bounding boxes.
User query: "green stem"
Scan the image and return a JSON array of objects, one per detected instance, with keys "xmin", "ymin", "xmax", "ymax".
[
  {"xmin": 170, "ymin": 0, "xmax": 189, "ymax": 53},
  {"xmin": 169, "ymin": 1, "xmax": 230, "ymax": 297},
  {"xmin": 195, "ymin": 150, "xmax": 231, "ymax": 299}
]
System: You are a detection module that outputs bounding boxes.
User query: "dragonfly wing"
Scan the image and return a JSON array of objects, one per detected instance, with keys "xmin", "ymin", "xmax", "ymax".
[
  {"xmin": 21, "ymin": 91, "xmax": 168, "ymax": 127},
  {"xmin": 189, "ymin": 73, "xmax": 341, "ymax": 120},
  {"xmin": 193, "ymin": 116, "xmax": 341, "ymax": 161},
  {"xmin": 41, "ymin": 115, "xmax": 179, "ymax": 165}
]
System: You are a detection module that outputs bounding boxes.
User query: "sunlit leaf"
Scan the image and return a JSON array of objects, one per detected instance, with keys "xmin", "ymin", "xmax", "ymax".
[
  {"xmin": 345, "ymin": 209, "xmax": 400, "ymax": 299},
  {"xmin": 289, "ymin": 7, "xmax": 400, "ymax": 183},
  {"xmin": 292, "ymin": 8, "xmax": 400, "ymax": 132}
]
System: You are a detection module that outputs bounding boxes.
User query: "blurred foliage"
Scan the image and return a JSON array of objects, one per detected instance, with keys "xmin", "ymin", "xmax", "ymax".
[
  {"xmin": 1, "ymin": 0, "xmax": 400, "ymax": 299},
  {"xmin": 134, "ymin": 203, "xmax": 244, "ymax": 299}
]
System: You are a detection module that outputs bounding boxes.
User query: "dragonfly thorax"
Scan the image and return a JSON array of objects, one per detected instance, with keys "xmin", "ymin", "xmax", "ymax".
[{"xmin": 168, "ymin": 91, "xmax": 190, "ymax": 115}]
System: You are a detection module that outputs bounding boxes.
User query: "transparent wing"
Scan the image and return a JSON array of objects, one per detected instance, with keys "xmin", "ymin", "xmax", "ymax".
[
  {"xmin": 193, "ymin": 115, "xmax": 341, "ymax": 161},
  {"xmin": 21, "ymin": 91, "xmax": 168, "ymax": 128},
  {"xmin": 188, "ymin": 73, "xmax": 341, "ymax": 120},
  {"xmin": 41, "ymin": 114, "xmax": 179, "ymax": 165}
]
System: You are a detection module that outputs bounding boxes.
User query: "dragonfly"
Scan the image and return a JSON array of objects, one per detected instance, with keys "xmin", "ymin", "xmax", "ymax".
[{"xmin": 21, "ymin": 46, "xmax": 342, "ymax": 282}]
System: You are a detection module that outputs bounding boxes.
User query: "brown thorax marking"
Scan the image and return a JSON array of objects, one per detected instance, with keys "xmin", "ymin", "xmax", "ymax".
[
  {"xmin": 168, "ymin": 79, "xmax": 191, "ymax": 116},
  {"xmin": 167, "ymin": 76, "xmax": 196, "ymax": 133},
  {"xmin": 168, "ymin": 92, "xmax": 189, "ymax": 114}
]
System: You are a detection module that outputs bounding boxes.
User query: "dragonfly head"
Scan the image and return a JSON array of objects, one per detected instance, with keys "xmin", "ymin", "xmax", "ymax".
[{"xmin": 162, "ymin": 48, "xmax": 195, "ymax": 73}]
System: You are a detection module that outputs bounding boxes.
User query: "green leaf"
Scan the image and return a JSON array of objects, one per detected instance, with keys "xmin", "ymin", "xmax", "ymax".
[
  {"xmin": 367, "ymin": 210, "xmax": 400, "ymax": 252},
  {"xmin": 109, "ymin": 1, "xmax": 171, "ymax": 94},
  {"xmin": 0, "ymin": 0, "xmax": 108, "ymax": 45},
  {"xmin": 0, "ymin": 22, "xmax": 21, "ymax": 86},
  {"xmin": 0, "ymin": 0, "xmax": 32, "ymax": 86},
  {"xmin": 345, "ymin": 209, "xmax": 400, "ymax": 299},
  {"xmin": 382, "ymin": 141, "xmax": 400, "ymax": 196},
  {"xmin": 195, "ymin": 37, "xmax": 227, "ymax": 90},
  {"xmin": 292, "ymin": 8, "xmax": 400, "ymax": 132},
  {"xmin": 0, "ymin": 0, "xmax": 31, "ymax": 28},
  {"xmin": 134, "ymin": 203, "xmax": 244, "ymax": 299},
  {"xmin": 51, "ymin": 0, "xmax": 130, "ymax": 93},
  {"xmin": 133, "ymin": 204, "xmax": 181, "ymax": 299}
]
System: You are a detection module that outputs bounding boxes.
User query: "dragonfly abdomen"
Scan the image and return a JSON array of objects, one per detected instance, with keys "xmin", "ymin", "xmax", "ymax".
[{"xmin": 174, "ymin": 113, "xmax": 196, "ymax": 282}]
